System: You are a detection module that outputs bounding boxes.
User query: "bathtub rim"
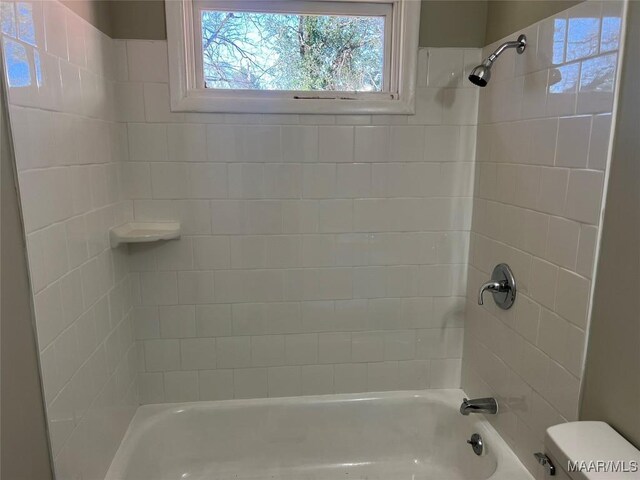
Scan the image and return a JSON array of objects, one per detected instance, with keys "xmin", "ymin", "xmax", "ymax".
[{"xmin": 105, "ymin": 388, "xmax": 534, "ymax": 480}]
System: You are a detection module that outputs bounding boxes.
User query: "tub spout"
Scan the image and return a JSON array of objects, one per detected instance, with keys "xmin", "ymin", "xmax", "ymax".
[{"xmin": 460, "ymin": 397, "xmax": 498, "ymax": 415}]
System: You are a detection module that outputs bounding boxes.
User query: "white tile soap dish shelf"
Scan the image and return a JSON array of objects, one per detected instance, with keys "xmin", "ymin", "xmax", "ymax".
[{"xmin": 109, "ymin": 222, "xmax": 181, "ymax": 248}]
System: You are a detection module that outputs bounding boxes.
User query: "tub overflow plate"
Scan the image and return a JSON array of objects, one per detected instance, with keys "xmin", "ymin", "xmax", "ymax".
[{"xmin": 467, "ymin": 433, "xmax": 484, "ymax": 456}]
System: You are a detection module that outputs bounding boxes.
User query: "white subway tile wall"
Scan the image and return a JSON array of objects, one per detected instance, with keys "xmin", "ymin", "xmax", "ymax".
[
  {"xmin": 124, "ymin": 43, "xmax": 479, "ymax": 405},
  {"xmin": 2, "ymin": 1, "xmax": 136, "ymax": 479},
  {"xmin": 463, "ymin": 1, "xmax": 623, "ymax": 478}
]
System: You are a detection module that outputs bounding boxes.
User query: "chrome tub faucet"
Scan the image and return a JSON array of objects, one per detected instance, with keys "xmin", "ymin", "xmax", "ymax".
[{"xmin": 460, "ymin": 397, "xmax": 498, "ymax": 415}]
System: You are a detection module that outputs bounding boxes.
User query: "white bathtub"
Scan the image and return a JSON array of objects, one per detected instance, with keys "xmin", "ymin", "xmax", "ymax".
[{"xmin": 105, "ymin": 389, "xmax": 533, "ymax": 480}]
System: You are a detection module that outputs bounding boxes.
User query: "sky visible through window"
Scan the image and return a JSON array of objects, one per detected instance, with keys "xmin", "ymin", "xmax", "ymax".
[{"xmin": 200, "ymin": 10, "xmax": 385, "ymax": 91}]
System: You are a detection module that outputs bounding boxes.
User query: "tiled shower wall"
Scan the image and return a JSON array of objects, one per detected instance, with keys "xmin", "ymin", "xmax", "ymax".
[
  {"xmin": 117, "ymin": 41, "xmax": 481, "ymax": 403},
  {"xmin": 3, "ymin": 0, "xmax": 484, "ymax": 475},
  {"xmin": 462, "ymin": 1, "xmax": 624, "ymax": 477},
  {"xmin": 2, "ymin": 1, "xmax": 137, "ymax": 479}
]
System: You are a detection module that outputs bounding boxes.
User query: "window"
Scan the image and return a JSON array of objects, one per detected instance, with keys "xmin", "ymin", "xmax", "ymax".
[
  {"xmin": 196, "ymin": 3, "xmax": 389, "ymax": 92},
  {"xmin": 166, "ymin": 0, "xmax": 420, "ymax": 114}
]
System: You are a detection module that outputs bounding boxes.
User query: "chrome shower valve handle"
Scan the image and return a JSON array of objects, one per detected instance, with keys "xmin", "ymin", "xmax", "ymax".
[
  {"xmin": 477, "ymin": 280, "xmax": 509, "ymax": 305},
  {"xmin": 477, "ymin": 264, "xmax": 517, "ymax": 310}
]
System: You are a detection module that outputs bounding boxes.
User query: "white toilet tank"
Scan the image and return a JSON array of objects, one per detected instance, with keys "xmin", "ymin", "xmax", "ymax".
[{"xmin": 543, "ymin": 421, "xmax": 640, "ymax": 479}]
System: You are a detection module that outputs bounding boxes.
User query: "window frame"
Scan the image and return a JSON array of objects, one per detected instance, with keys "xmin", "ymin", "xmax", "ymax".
[{"xmin": 166, "ymin": 0, "xmax": 420, "ymax": 114}]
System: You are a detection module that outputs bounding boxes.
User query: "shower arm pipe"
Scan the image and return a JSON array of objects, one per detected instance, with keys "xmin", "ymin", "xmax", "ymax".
[{"xmin": 483, "ymin": 36, "xmax": 527, "ymax": 65}]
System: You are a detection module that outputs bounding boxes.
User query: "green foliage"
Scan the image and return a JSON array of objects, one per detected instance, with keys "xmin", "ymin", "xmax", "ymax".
[{"xmin": 201, "ymin": 10, "xmax": 384, "ymax": 91}]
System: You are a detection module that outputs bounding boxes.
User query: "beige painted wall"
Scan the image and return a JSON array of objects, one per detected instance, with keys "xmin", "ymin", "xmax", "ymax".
[
  {"xmin": 484, "ymin": 1, "xmax": 582, "ymax": 44},
  {"xmin": 59, "ymin": 0, "xmax": 167, "ymax": 39},
  {"xmin": 581, "ymin": 0, "xmax": 640, "ymax": 448},
  {"xmin": 60, "ymin": 0, "xmax": 585, "ymax": 47},
  {"xmin": 419, "ymin": 1, "xmax": 487, "ymax": 47},
  {"xmin": 61, "ymin": 0, "xmax": 114, "ymax": 37},
  {"xmin": 110, "ymin": 0, "xmax": 167, "ymax": 40},
  {"xmin": 0, "ymin": 72, "xmax": 53, "ymax": 480}
]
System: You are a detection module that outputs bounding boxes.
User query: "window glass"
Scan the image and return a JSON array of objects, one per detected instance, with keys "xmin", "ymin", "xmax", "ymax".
[{"xmin": 200, "ymin": 10, "xmax": 385, "ymax": 91}]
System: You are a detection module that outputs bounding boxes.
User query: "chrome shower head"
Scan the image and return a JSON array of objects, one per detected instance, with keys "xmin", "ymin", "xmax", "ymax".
[
  {"xmin": 468, "ymin": 64, "xmax": 491, "ymax": 87},
  {"xmin": 468, "ymin": 34, "xmax": 527, "ymax": 87}
]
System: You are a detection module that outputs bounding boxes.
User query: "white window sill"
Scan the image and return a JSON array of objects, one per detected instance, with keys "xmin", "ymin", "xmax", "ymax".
[{"xmin": 171, "ymin": 91, "xmax": 416, "ymax": 115}]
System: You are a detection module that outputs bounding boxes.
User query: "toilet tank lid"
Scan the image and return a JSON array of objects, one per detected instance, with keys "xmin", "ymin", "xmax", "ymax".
[{"xmin": 545, "ymin": 421, "xmax": 640, "ymax": 479}]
